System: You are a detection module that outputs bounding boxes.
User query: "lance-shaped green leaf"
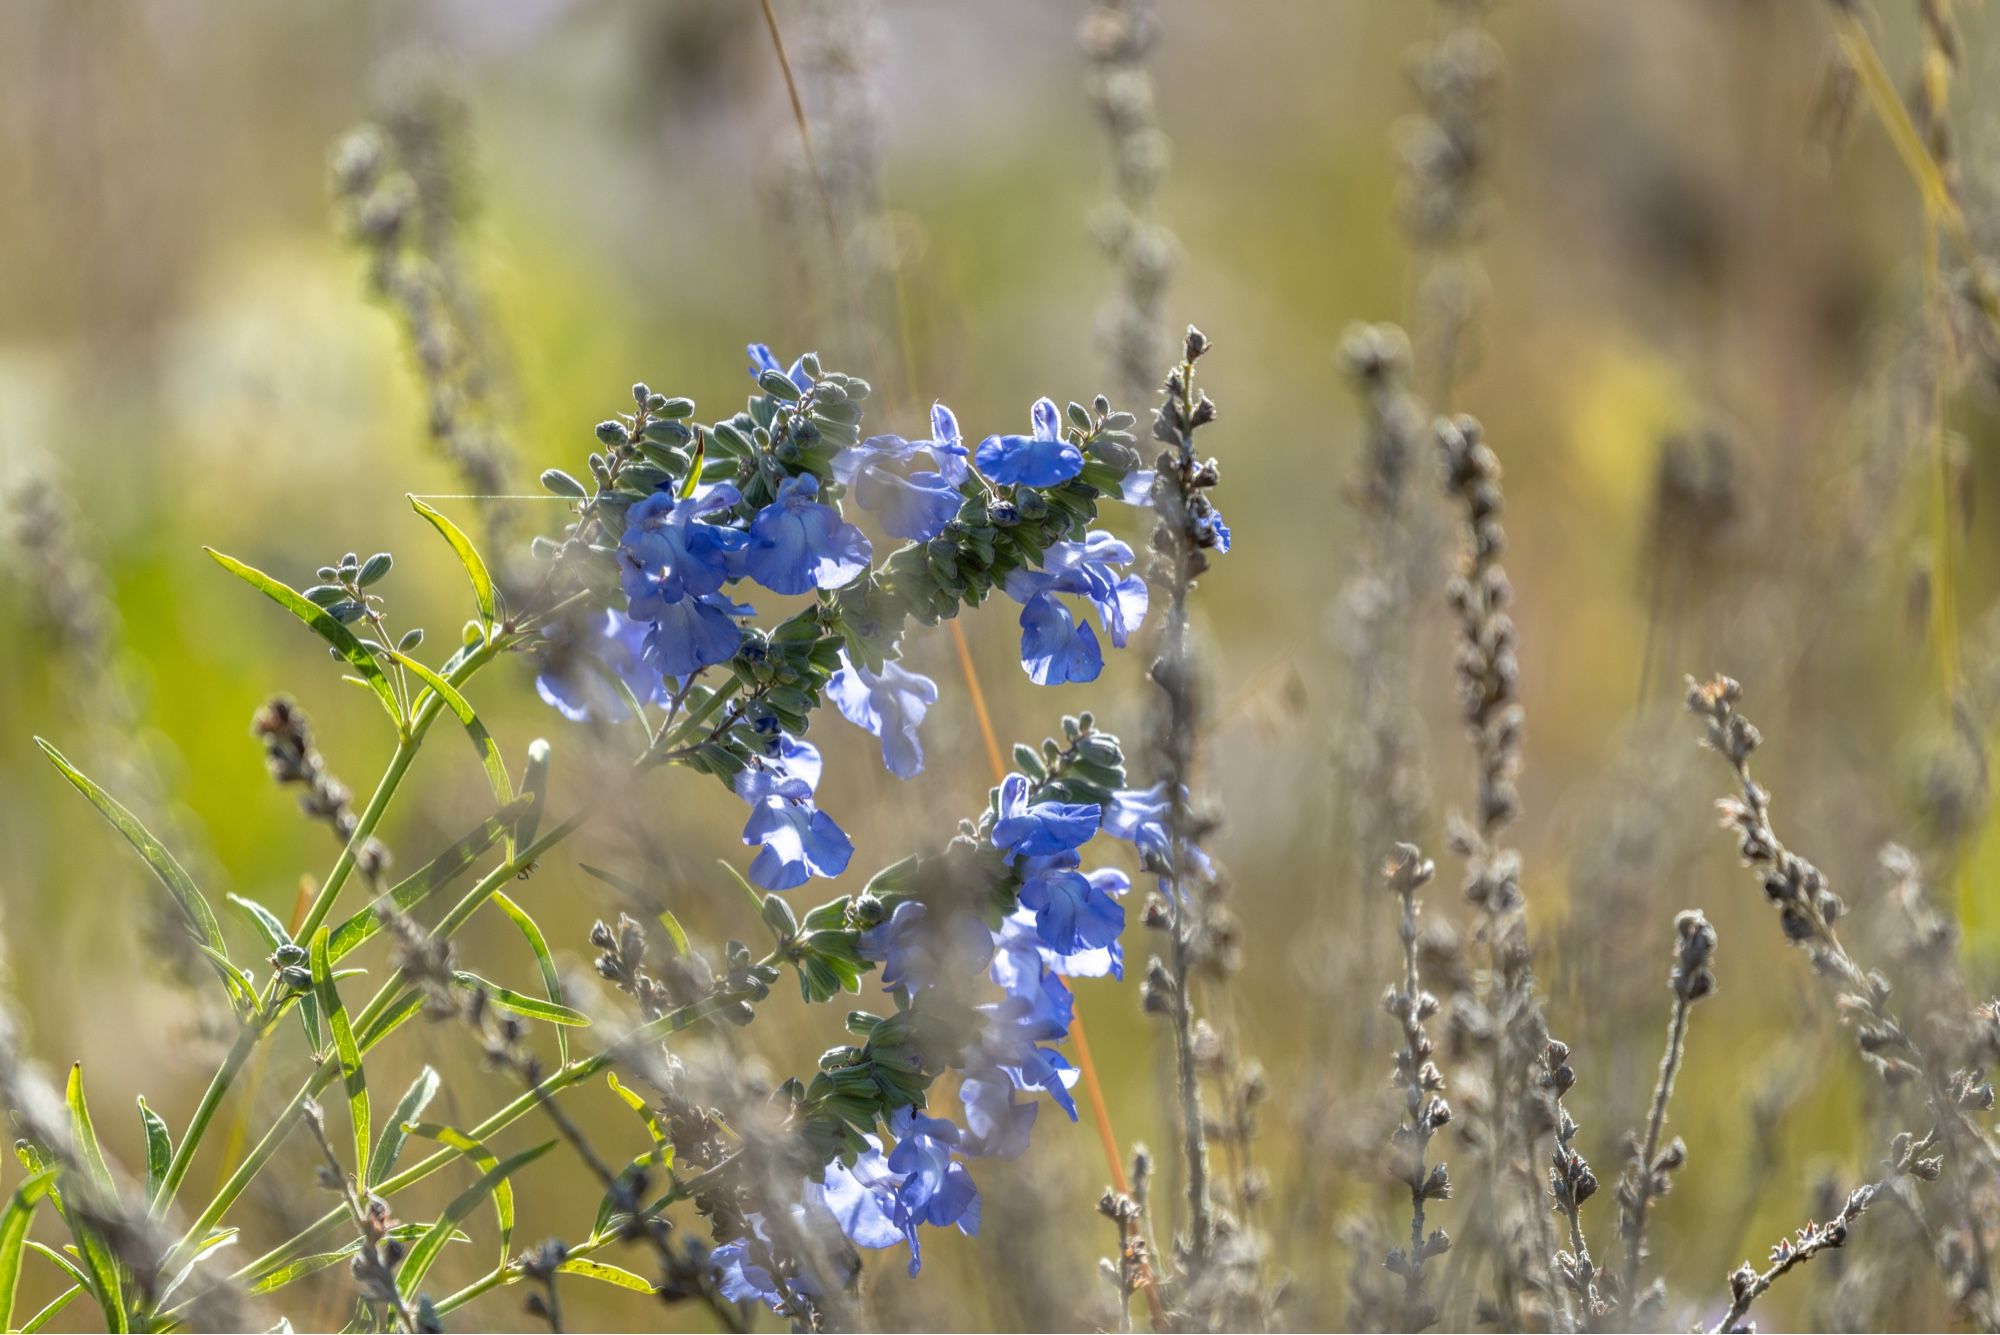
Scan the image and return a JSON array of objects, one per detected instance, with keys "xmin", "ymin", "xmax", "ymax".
[
  {"xmin": 0, "ymin": 1167, "xmax": 56, "ymax": 1330},
  {"xmin": 558, "ymin": 1258, "xmax": 655, "ymax": 1293},
  {"xmin": 19, "ymin": 1281, "xmax": 81, "ymax": 1333},
  {"xmin": 399, "ymin": 1139, "xmax": 554, "ymax": 1287},
  {"xmin": 383, "ymin": 648, "xmax": 512, "ymax": 810},
  {"xmin": 450, "ymin": 972, "xmax": 589, "ymax": 1027},
  {"xmin": 308, "ymin": 929, "xmax": 369, "ymax": 1176},
  {"xmin": 366, "ymin": 1067, "xmax": 441, "ymax": 1188},
  {"xmin": 245, "ymin": 1225, "xmax": 467, "ymax": 1296},
  {"xmin": 204, "ymin": 548, "xmax": 403, "ymax": 730},
  {"xmin": 326, "ymin": 801, "xmax": 526, "ymax": 962},
  {"xmin": 35, "ymin": 741, "xmax": 243, "ymax": 1012},
  {"xmin": 63, "ymin": 1066, "xmax": 127, "ymax": 1333},
  {"xmin": 158, "ymin": 1227, "xmax": 237, "ymax": 1305},
  {"xmin": 137, "ymin": 1099, "xmax": 172, "ymax": 1208},
  {"xmin": 409, "ymin": 496, "xmax": 498, "ymax": 626},
  {"xmin": 491, "ymin": 891, "xmax": 568, "ymax": 1064}
]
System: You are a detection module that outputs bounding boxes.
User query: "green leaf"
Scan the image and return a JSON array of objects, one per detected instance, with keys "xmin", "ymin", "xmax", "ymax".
[
  {"xmin": 716, "ymin": 858, "xmax": 766, "ymax": 918},
  {"xmin": 137, "ymin": 1099, "xmax": 172, "ymax": 1207},
  {"xmin": 159, "ymin": 1227, "xmax": 237, "ymax": 1304},
  {"xmin": 203, "ymin": 548, "xmax": 404, "ymax": 731},
  {"xmin": 19, "ymin": 1281, "xmax": 81, "ymax": 1334},
  {"xmin": 35, "ymin": 740, "xmax": 243, "ymax": 1012},
  {"xmin": 0, "ymin": 1167, "xmax": 56, "ymax": 1330},
  {"xmin": 383, "ymin": 648, "xmax": 512, "ymax": 810},
  {"xmin": 450, "ymin": 972, "xmax": 589, "ymax": 1026},
  {"xmin": 62, "ymin": 1066, "xmax": 126, "ymax": 1333},
  {"xmin": 366, "ymin": 1067, "xmax": 441, "ymax": 1188},
  {"xmin": 309, "ymin": 929, "xmax": 369, "ymax": 1176},
  {"xmin": 410, "ymin": 497, "xmax": 498, "ymax": 625},
  {"xmin": 491, "ymin": 891, "xmax": 569, "ymax": 1064},
  {"xmin": 399, "ymin": 1139, "xmax": 554, "ymax": 1287},
  {"xmin": 226, "ymin": 893, "xmax": 291, "ymax": 950},
  {"xmin": 557, "ymin": 1258, "xmax": 656, "ymax": 1293},
  {"xmin": 605, "ymin": 1073, "xmax": 667, "ymax": 1144},
  {"xmin": 246, "ymin": 1226, "xmax": 465, "ymax": 1295},
  {"xmin": 327, "ymin": 802, "xmax": 524, "ymax": 962}
]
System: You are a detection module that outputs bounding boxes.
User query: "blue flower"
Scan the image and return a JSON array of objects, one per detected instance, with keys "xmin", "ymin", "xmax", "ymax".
[
  {"xmin": 734, "ymin": 739, "xmax": 853, "ymax": 890},
  {"xmin": 922, "ymin": 402, "xmax": 972, "ymax": 486},
  {"xmin": 974, "ymin": 999, "xmax": 1080, "ymax": 1121},
  {"xmin": 709, "ymin": 1235, "xmax": 785, "ymax": 1309},
  {"xmin": 957, "ymin": 1072, "xmax": 1039, "ymax": 1160},
  {"xmin": 810, "ymin": 1142, "xmax": 905, "ymax": 1253},
  {"xmin": 991, "ymin": 774, "xmax": 1100, "ymax": 862},
  {"xmin": 836, "ymin": 402, "xmax": 970, "ymax": 488},
  {"xmin": 1104, "ymin": 784, "xmax": 1214, "ymax": 891},
  {"xmin": 988, "ymin": 919, "xmax": 1077, "ymax": 1040},
  {"xmin": 1006, "ymin": 530, "xmax": 1149, "ymax": 653},
  {"xmin": 639, "ymin": 592, "xmax": 751, "ymax": 679},
  {"xmin": 741, "ymin": 474, "xmax": 872, "ymax": 595},
  {"xmin": 747, "ymin": 342, "xmax": 813, "ymax": 394},
  {"xmin": 1015, "ymin": 591, "xmax": 1102, "ymax": 685},
  {"xmin": 1199, "ymin": 504, "xmax": 1232, "ymax": 552},
  {"xmin": 974, "ymin": 397, "xmax": 1085, "ymax": 488},
  {"xmin": 535, "ymin": 608, "xmax": 663, "ymax": 722},
  {"xmin": 620, "ymin": 485, "xmax": 746, "ymax": 613},
  {"xmin": 853, "ymin": 467, "xmax": 961, "ymax": 542},
  {"xmin": 1018, "ymin": 858, "xmax": 1126, "ymax": 954},
  {"xmin": 859, "ymin": 900, "xmax": 994, "ymax": 994},
  {"xmin": 827, "ymin": 651, "xmax": 937, "ymax": 779},
  {"xmin": 884, "ymin": 1108, "xmax": 981, "ymax": 1274}
]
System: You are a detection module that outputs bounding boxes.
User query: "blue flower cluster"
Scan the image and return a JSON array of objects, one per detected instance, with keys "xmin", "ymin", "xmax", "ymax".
[
  {"xmin": 706, "ymin": 735, "xmax": 1165, "ymax": 1305},
  {"xmin": 535, "ymin": 347, "xmax": 1155, "ymax": 896}
]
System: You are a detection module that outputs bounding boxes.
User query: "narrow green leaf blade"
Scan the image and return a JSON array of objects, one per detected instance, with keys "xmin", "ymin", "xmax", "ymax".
[
  {"xmin": 309, "ymin": 929, "xmax": 369, "ymax": 1177},
  {"xmin": 491, "ymin": 891, "xmax": 569, "ymax": 1063},
  {"xmin": 35, "ymin": 741, "xmax": 242, "ymax": 1010},
  {"xmin": 383, "ymin": 648, "xmax": 512, "ymax": 811},
  {"xmin": 137, "ymin": 1099, "xmax": 172, "ymax": 1207},
  {"xmin": 0, "ymin": 1167, "xmax": 56, "ymax": 1330},
  {"xmin": 366, "ymin": 1067, "xmax": 441, "ymax": 1188},
  {"xmin": 410, "ymin": 497, "xmax": 497, "ymax": 625},
  {"xmin": 399, "ymin": 1140, "xmax": 554, "ymax": 1287},
  {"xmin": 203, "ymin": 548, "xmax": 403, "ymax": 730},
  {"xmin": 327, "ymin": 801, "xmax": 525, "ymax": 962},
  {"xmin": 449, "ymin": 972, "xmax": 589, "ymax": 1026},
  {"xmin": 556, "ymin": 1258, "xmax": 656, "ymax": 1293}
]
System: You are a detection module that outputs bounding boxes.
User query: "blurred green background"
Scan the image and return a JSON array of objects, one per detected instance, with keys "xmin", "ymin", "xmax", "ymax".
[{"xmin": 5, "ymin": 1, "xmax": 2000, "ymax": 1329}]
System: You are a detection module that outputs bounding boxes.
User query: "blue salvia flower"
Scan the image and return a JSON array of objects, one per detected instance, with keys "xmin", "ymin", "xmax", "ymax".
[
  {"xmin": 1015, "ymin": 593, "xmax": 1102, "ymax": 686},
  {"xmin": 883, "ymin": 1108, "xmax": 982, "ymax": 1273},
  {"xmin": 988, "ymin": 918, "xmax": 1079, "ymax": 1038},
  {"xmin": 746, "ymin": 341, "xmax": 813, "ymax": 393},
  {"xmin": 812, "ymin": 1141, "xmax": 906, "ymax": 1252},
  {"xmin": 921, "ymin": 401, "xmax": 972, "ymax": 485},
  {"xmin": 1004, "ymin": 531, "xmax": 1148, "ymax": 685},
  {"xmin": 1016, "ymin": 856, "xmax": 1126, "ymax": 953},
  {"xmin": 973, "ymin": 396, "xmax": 1084, "ymax": 487},
  {"xmin": 620, "ymin": 484, "xmax": 747, "ymax": 609},
  {"xmin": 991, "ymin": 773, "xmax": 1100, "ymax": 861},
  {"xmin": 957, "ymin": 1073, "xmax": 1039, "ymax": 1160},
  {"xmin": 827, "ymin": 651, "xmax": 937, "ymax": 779},
  {"xmin": 852, "ymin": 466, "xmax": 961, "ymax": 542},
  {"xmin": 741, "ymin": 474, "xmax": 872, "ymax": 595},
  {"xmin": 971, "ymin": 998, "xmax": 1080, "ymax": 1120},
  {"xmin": 640, "ymin": 591, "xmax": 753, "ymax": 679},
  {"xmin": 733, "ymin": 737, "xmax": 853, "ymax": 889},
  {"xmin": 858, "ymin": 900, "xmax": 994, "ymax": 994},
  {"xmin": 534, "ymin": 608, "xmax": 663, "ymax": 722}
]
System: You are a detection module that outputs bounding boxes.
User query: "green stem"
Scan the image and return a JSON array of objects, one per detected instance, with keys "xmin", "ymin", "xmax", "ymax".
[{"xmin": 148, "ymin": 1027, "xmax": 255, "ymax": 1218}]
